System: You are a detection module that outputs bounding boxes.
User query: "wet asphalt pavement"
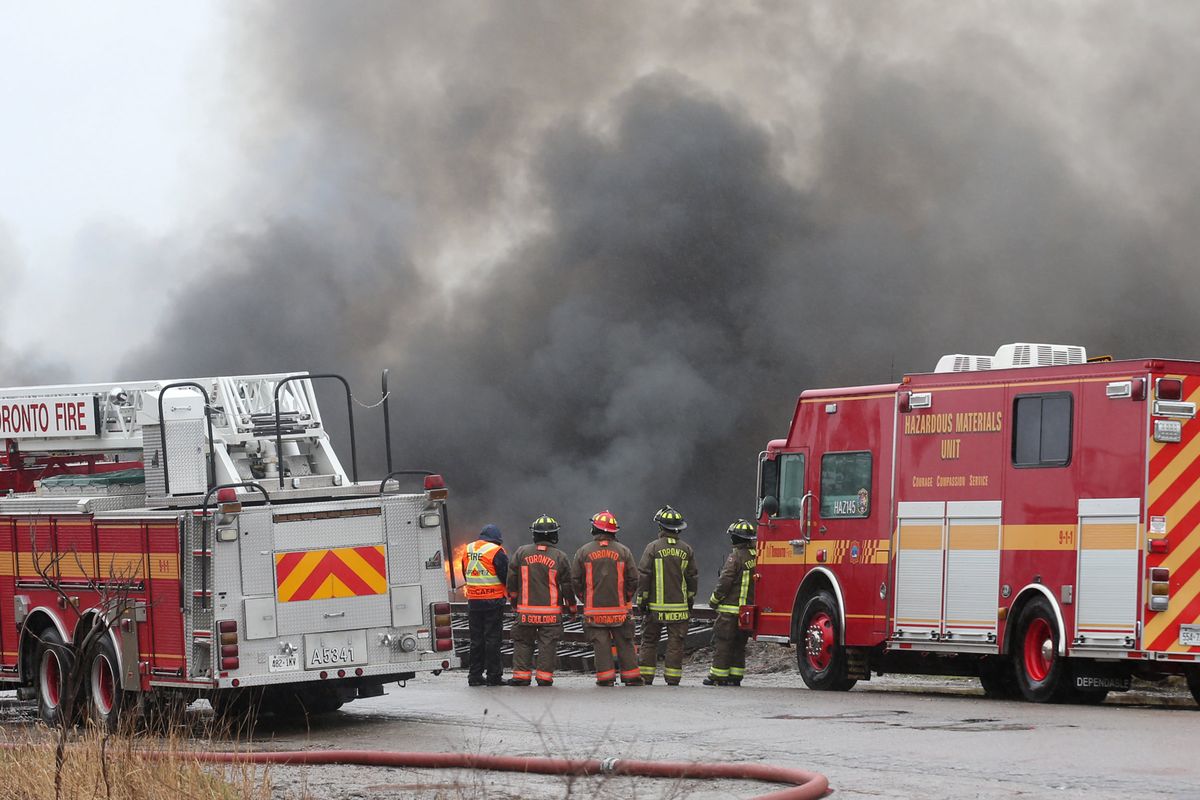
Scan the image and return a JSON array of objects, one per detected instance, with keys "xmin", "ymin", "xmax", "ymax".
[{"xmin": 3, "ymin": 665, "xmax": 1197, "ymax": 799}]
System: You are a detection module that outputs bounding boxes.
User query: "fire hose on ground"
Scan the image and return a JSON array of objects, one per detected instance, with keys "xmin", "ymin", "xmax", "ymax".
[
  {"xmin": 185, "ymin": 749, "xmax": 831, "ymax": 800},
  {"xmin": 3, "ymin": 743, "xmax": 831, "ymax": 798}
]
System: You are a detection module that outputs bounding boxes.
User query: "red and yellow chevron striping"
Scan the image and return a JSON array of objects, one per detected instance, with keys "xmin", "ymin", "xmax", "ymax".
[
  {"xmin": 275, "ymin": 545, "xmax": 387, "ymax": 603},
  {"xmin": 1145, "ymin": 377, "xmax": 1200, "ymax": 652}
]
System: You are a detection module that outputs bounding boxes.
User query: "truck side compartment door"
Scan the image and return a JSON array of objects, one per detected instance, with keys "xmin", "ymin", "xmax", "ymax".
[
  {"xmin": 893, "ymin": 501, "xmax": 945, "ymax": 640},
  {"xmin": 943, "ymin": 501, "xmax": 1002, "ymax": 644}
]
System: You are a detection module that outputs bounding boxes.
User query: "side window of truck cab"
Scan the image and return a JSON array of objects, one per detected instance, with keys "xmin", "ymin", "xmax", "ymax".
[
  {"xmin": 759, "ymin": 453, "xmax": 806, "ymax": 518},
  {"xmin": 819, "ymin": 451, "xmax": 873, "ymax": 519}
]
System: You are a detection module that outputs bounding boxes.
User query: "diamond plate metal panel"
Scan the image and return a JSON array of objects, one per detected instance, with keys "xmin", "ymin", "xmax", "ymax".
[
  {"xmin": 383, "ymin": 495, "xmax": 428, "ymax": 586},
  {"xmin": 142, "ymin": 422, "xmax": 166, "ymax": 498},
  {"xmin": 418, "ymin": 526, "xmax": 451, "ymax": 605},
  {"xmin": 237, "ymin": 508, "xmax": 275, "ymax": 596},
  {"xmin": 164, "ymin": 418, "xmax": 207, "ymax": 494},
  {"xmin": 181, "ymin": 513, "xmax": 214, "ymax": 679}
]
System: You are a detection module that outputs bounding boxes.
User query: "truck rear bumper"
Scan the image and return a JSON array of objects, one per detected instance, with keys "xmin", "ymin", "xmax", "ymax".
[{"xmin": 214, "ymin": 653, "xmax": 452, "ymax": 689}]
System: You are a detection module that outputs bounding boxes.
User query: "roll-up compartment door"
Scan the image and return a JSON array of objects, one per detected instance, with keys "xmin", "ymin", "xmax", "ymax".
[
  {"xmin": 943, "ymin": 501, "xmax": 1001, "ymax": 642},
  {"xmin": 893, "ymin": 501, "xmax": 945, "ymax": 640},
  {"xmin": 1075, "ymin": 497, "xmax": 1140, "ymax": 648}
]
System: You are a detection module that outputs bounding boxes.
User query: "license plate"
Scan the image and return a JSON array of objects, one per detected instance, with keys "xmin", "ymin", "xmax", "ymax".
[
  {"xmin": 1180, "ymin": 624, "xmax": 1200, "ymax": 647},
  {"xmin": 304, "ymin": 630, "xmax": 368, "ymax": 669},
  {"xmin": 269, "ymin": 654, "xmax": 299, "ymax": 673}
]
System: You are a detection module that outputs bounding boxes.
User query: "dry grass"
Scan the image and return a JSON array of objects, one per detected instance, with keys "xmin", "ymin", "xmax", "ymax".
[{"xmin": 0, "ymin": 727, "xmax": 272, "ymax": 800}]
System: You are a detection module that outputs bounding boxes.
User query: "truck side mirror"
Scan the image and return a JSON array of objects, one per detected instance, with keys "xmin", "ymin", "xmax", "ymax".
[{"xmin": 761, "ymin": 495, "xmax": 779, "ymax": 517}]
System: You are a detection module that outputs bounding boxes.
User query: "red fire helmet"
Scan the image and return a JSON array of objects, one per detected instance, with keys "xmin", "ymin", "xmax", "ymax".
[{"xmin": 591, "ymin": 509, "xmax": 619, "ymax": 533}]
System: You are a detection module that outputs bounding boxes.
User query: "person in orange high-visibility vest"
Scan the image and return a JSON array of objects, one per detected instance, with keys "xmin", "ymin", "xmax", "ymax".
[
  {"xmin": 461, "ymin": 524, "xmax": 509, "ymax": 686},
  {"xmin": 572, "ymin": 510, "xmax": 643, "ymax": 686}
]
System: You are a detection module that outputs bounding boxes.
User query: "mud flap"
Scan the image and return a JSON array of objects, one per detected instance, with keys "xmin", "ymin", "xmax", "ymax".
[{"xmin": 1073, "ymin": 662, "xmax": 1132, "ymax": 692}]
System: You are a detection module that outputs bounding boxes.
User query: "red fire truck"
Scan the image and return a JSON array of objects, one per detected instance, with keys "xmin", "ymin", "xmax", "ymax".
[
  {"xmin": 0, "ymin": 371, "xmax": 455, "ymax": 726},
  {"xmin": 751, "ymin": 343, "xmax": 1200, "ymax": 703}
]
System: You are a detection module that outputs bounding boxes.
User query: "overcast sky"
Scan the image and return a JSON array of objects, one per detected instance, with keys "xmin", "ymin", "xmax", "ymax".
[{"xmin": 0, "ymin": 3, "xmax": 226, "ymax": 373}]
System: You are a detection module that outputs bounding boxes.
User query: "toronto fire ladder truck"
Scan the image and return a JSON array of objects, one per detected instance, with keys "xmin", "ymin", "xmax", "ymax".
[
  {"xmin": 750, "ymin": 343, "xmax": 1200, "ymax": 704},
  {"xmin": 0, "ymin": 372, "xmax": 455, "ymax": 726}
]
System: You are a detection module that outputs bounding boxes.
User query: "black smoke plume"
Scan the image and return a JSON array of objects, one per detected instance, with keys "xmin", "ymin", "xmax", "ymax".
[{"xmin": 119, "ymin": 3, "xmax": 1200, "ymax": 580}]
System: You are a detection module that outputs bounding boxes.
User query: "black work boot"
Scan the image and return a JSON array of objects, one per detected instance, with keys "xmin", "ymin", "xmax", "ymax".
[
  {"xmin": 468, "ymin": 675, "xmax": 486, "ymax": 687},
  {"xmin": 702, "ymin": 677, "xmax": 726, "ymax": 687},
  {"xmin": 506, "ymin": 678, "xmax": 531, "ymax": 687}
]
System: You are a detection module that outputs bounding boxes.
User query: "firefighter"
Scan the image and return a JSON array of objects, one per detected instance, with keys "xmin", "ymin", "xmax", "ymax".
[
  {"xmin": 505, "ymin": 514, "xmax": 576, "ymax": 687},
  {"xmin": 461, "ymin": 523, "xmax": 509, "ymax": 687},
  {"xmin": 704, "ymin": 519, "xmax": 757, "ymax": 686},
  {"xmin": 637, "ymin": 505, "xmax": 697, "ymax": 685},
  {"xmin": 572, "ymin": 510, "xmax": 643, "ymax": 686}
]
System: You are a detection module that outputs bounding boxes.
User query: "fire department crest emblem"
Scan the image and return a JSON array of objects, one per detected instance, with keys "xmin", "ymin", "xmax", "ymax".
[{"xmin": 849, "ymin": 544, "xmax": 861, "ymax": 563}]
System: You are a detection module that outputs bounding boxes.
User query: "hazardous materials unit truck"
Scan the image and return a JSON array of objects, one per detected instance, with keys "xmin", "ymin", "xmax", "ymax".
[
  {"xmin": 751, "ymin": 343, "xmax": 1200, "ymax": 704},
  {"xmin": 0, "ymin": 372, "xmax": 454, "ymax": 727}
]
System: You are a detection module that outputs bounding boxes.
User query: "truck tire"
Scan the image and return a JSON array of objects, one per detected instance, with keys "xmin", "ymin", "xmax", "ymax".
[
  {"xmin": 1187, "ymin": 670, "xmax": 1200, "ymax": 706},
  {"xmin": 796, "ymin": 590, "xmax": 856, "ymax": 691},
  {"xmin": 35, "ymin": 627, "xmax": 75, "ymax": 727},
  {"xmin": 86, "ymin": 635, "xmax": 127, "ymax": 731},
  {"xmin": 1011, "ymin": 597, "xmax": 1071, "ymax": 703},
  {"xmin": 209, "ymin": 687, "xmax": 264, "ymax": 731},
  {"xmin": 276, "ymin": 686, "xmax": 345, "ymax": 718},
  {"xmin": 977, "ymin": 657, "xmax": 1019, "ymax": 699}
]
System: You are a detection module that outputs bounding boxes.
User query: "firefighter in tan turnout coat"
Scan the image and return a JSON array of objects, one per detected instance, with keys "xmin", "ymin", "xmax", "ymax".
[
  {"xmin": 705, "ymin": 519, "xmax": 757, "ymax": 686},
  {"xmin": 505, "ymin": 515, "xmax": 576, "ymax": 686},
  {"xmin": 637, "ymin": 505, "xmax": 698, "ymax": 685},
  {"xmin": 572, "ymin": 510, "xmax": 644, "ymax": 686}
]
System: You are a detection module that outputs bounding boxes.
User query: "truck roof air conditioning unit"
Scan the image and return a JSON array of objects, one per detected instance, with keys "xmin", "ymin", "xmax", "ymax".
[
  {"xmin": 934, "ymin": 343, "xmax": 1087, "ymax": 373},
  {"xmin": 992, "ymin": 343, "xmax": 1087, "ymax": 369},
  {"xmin": 933, "ymin": 355, "xmax": 994, "ymax": 373}
]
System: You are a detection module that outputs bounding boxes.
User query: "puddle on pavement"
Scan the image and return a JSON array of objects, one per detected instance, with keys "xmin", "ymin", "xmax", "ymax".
[
  {"xmin": 767, "ymin": 709, "xmax": 911, "ymax": 721},
  {"xmin": 765, "ymin": 709, "xmax": 1068, "ymax": 732}
]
